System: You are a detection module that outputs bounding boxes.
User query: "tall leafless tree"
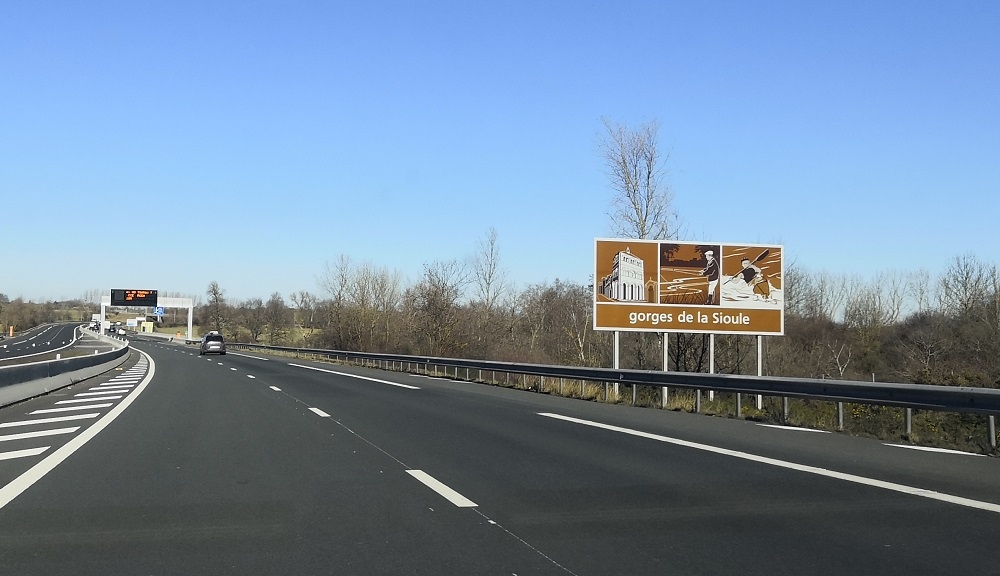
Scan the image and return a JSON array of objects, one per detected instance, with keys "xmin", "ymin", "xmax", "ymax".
[{"xmin": 599, "ymin": 117, "xmax": 677, "ymax": 241}]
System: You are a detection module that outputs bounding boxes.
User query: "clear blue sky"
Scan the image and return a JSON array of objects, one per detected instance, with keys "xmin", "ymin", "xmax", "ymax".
[{"xmin": 3, "ymin": 1, "xmax": 997, "ymax": 303}]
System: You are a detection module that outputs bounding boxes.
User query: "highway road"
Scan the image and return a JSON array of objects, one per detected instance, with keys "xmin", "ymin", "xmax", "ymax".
[
  {"xmin": 0, "ymin": 338, "xmax": 998, "ymax": 575},
  {"xmin": 0, "ymin": 323, "xmax": 82, "ymax": 362}
]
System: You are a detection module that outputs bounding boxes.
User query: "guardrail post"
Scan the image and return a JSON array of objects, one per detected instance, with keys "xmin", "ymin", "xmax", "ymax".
[
  {"xmin": 695, "ymin": 390, "xmax": 701, "ymax": 413},
  {"xmin": 559, "ymin": 378, "xmax": 564, "ymax": 395},
  {"xmin": 540, "ymin": 376, "xmax": 545, "ymax": 393},
  {"xmin": 989, "ymin": 415, "xmax": 996, "ymax": 449},
  {"xmin": 736, "ymin": 393, "xmax": 741, "ymax": 418},
  {"xmin": 631, "ymin": 384, "xmax": 636, "ymax": 406},
  {"xmin": 782, "ymin": 397, "xmax": 789, "ymax": 423},
  {"xmin": 905, "ymin": 408, "xmax": 912, "ymax": 437},
  {"xmin": 837, "ymin": 402, "xmax": 844, "ymax": 430},
  {"xmin": 604, "ymin": 382, "xmax": 609, "ymax": 402},
  {"xmin": 661, "ymin": 387, "xmax": 668, "ymax": 409}
]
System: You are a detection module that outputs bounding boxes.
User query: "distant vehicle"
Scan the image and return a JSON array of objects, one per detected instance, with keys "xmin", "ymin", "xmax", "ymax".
[
  {"xmin": 117, "ymin": 328, "xmax": 126, "ymax": 335},
  {"xmin": 200, "ymin": 331, "xmax": 226, "ymax": 355}
]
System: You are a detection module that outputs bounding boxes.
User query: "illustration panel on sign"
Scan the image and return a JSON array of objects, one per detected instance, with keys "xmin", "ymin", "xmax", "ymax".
[
  {"xmin": 720, "ymin": 246, "xmax": 783, "ymax": 310},
  {"xmin": 595, "ymin": 241, "xmax": 659, "ymax": 304},
  {"xmin": 659, "ymin": 243, "xmax": 721, "ymax": 305}
]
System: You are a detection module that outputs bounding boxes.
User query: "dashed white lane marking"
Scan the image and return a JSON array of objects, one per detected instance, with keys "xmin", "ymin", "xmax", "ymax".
[
  {"xmin": 539, "ymin": 412, "xmax": 1000, "ymax": 515},
  {"xmin": 31, "ymin": 403, "xmax": 114, "ymax": 414},
  {"xmin": 0, "ymin": 414, "xmax": 100, "ymax": 428},
  {"xmin": 0, "ymin": 447, "xmax": 50, "ymax": 461},
  {"xmin": 247, "ymin": 375, "xmax": 256, "ymax": 379},
  {"xmin": 228, "ymin": 352, "xmax": 270, "ymax": 361},
  {"xmin": 406, "ymin": 470, "xmax": 478, "ymax": 508},
  {"xmin": 884, "ymin": 444, "xmax": 985, "ymax": 457},
  {"xmin": 230, "ymin": 367, "xmax": 237, "ymax": 371},
  {"xmin": 756, "ymin": 424, "xmax": 830, "ymax": 433},
  {"xmin": 0, "ymin": 427, "xmax": 80, "ymax": 442},
  {"xmin": 55, "ymin": 396, "xmax": 123, "ymax": 405},
  {"xmin": 309, "ymin": 407, "xmax": 331, "ymax": 418},
  {"xmin": 288, "ymin": 363, "xmax": 420, "ymax": 390},
  {"xmin": 269, "ymin": 386, "xmax": 281, "ymax": 391}
]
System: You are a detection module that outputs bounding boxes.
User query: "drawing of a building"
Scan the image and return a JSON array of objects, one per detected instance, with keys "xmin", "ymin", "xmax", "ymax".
[{"xmin": 600, "ymin": 248, "xmax": 646, "ymax": 302}]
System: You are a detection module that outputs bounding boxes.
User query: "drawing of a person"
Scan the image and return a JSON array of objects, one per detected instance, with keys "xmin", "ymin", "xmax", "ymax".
[
  {"xmin": 700, "ymin": 250, "xmax": 720, "ymax": 305},
  {"xmin": 732, "ymin": 257, "xmax": 772, "ymax": 300}
]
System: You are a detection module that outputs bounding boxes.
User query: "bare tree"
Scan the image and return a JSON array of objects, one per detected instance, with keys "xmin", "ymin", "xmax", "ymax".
[
  {"xmin": 290, "ymin": 290, "xmax": 318, "ymax": 329},
  {"xmin": 600, "ymin": 117, "xmax": 677, "ymax": 240},
  {"xmin": 404, "ymin": 259, "xmax": 470, "ymax": 356},
  {"xmin": 939, "ymin": 254, "xmax": 988, "ymax": 318},
  {"xmin": 205, "ymin": 281, "xmax": 228, "ymax": 332},
  {"xmin": 240, "ymin": 298, "xmax": 266, "ymax": 343},
  {"xmin": 264, "ymin": 292, "xmax": 292, "ymax": 345},
  {"xmin": 473, "ymin": 227, "xmax": 511, "ymax": 310}
]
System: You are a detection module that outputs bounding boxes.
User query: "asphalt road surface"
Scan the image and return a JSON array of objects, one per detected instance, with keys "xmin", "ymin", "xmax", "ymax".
[
  {"xmin": 0, "ymin": 323, "xmax": 82, "ymax": 362},
  {"xmin": 0, "ymin": 339, "xmax": 998, "ymax": 575}
]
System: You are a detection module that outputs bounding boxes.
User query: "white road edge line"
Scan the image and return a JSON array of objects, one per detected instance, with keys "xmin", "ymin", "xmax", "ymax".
[
  {"xmin": 538, "ymin": 412, "xmax": 1000, "ymax": 515},
  {"xmin": 406, "ymin": 469, "xmax": 477, "ymax": 508},
  {"xmin": 228, "ymin": 352, "xmax": 270, "ymax": 361},
  {"xmin": 0, "ymin": 352, "xmax": 156, "ymax": 510},
  {"xmin": 288, "ymin": 363, "xmax": 420, "ymax": 390},
  {"xmin": 756, "ymin": 424, "xmax": 831, "ymax": 433},
  {"xmin": 884, "ymin": 443, "xmax": 985, "ymax": 457},
  {"xmin": 309, "ymin": 407, "xmax": 331, "ymax": 418}
]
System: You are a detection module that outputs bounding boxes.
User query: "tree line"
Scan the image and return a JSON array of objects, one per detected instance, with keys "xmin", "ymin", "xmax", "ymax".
[{"xmin": 192, "ymin": 246, "xmax": 999, "ymax": 391}]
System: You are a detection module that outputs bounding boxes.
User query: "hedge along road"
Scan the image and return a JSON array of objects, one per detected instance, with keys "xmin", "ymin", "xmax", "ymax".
[{"xmin": 0, "ymin": 337, "xmax": 998, "ymax": 575}]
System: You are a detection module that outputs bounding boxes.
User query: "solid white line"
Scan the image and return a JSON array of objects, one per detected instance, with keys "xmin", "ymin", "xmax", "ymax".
[
  {"xmin": 406, "ymin": 470, "xmax": 477, "ymax": 507},
  {"xmin": 56, "ymin": 396, "xmax": 123, "ymax": 404},
  {"xmin": 269, "ymin": 386, "xmax": 282, "ymax": 391},
  {"xmin": 0, "ymin": 447, "xmax": 50, "ymax": 461},
  {"xmin": 0, "ymin": 427, "xmax": 80, "ymax": 442},
  {"xmin": 756, "ymin": 424, "xmax": 830, "ymax": 433},
  {"xmin": 31, "ymin": 403, "xmax": 114, "ymax": 414},
  {"xmin": 309, "ymin": 407, "xmax": 331, "ymax": 418},
  {"xmin": 0, "ymin": 353, "xmax": 157, "ymax": 510},
  {"xmin": 0, "ymin": 414, "xmax": 100, "ymax": 428},
  {"xmin": 884, "ymin": 444, "xmax": 985, "ymax": 457},
  {"xmin": 538, "ymin": 412, "xmax": 1000, "ymax": 514},
  {"xmin": 288, "ymin": 363, "xmax": 420, "ymax": 389},
  {"xmin": 228, "ymin": 352, "xmax": 270, "ymax": 361}
]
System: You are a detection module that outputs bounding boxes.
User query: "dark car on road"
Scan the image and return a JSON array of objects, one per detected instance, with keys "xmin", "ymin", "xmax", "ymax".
[{"xmin": 199, "ymin": 331, "xmax": 226, "ymax": 355}]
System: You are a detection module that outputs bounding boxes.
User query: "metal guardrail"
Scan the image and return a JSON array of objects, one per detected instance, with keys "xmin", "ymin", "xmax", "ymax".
[{"xmin": 228, "ymin": 343, "xmax": 1000, "ymax": 416}]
